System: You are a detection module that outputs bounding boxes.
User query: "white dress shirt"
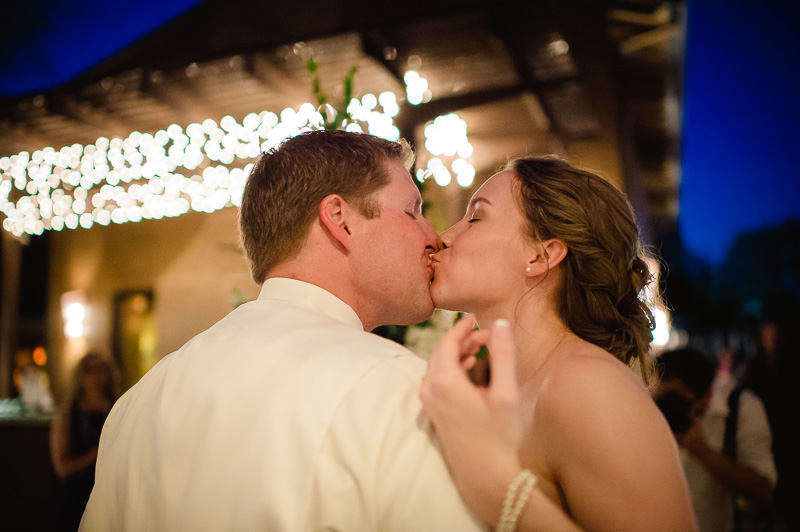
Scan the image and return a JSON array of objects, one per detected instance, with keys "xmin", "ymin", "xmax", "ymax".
[{"xmin": 80, "ymin": 278, "xmax": 483, "ymax": 531}]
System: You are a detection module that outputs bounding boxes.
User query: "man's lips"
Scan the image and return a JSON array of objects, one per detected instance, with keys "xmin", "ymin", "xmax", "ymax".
[{"xmin": 427, "ymin": 254, "xmax": 439, "ymax": 283}]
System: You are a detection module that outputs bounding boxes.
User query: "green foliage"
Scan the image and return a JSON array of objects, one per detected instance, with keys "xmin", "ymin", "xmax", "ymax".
[
  {"xmin": 303, "ymin": 55, "xmax": 428, "ymax": 199},
  {"xmin": 306, "ymin": 57, "xmax": 358, "ymax": 131},
  {"xmin": 306, "ymin": 56, "xmax": 318, "ymax": 74},
  {"xmin": 372, "ymin": 324, "xmax": 408, "ymax": 345},
  {"xmin": 476, "ymin": 345, "xmax": 489, "ymax": 359}
]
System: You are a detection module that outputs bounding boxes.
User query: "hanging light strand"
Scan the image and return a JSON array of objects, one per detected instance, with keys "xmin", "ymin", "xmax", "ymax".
[
  {"xmin": 2, "ymin": 74, "xmax": 477, "ymax": 237},
  {"xmin": 1, "ymin": 94, "xmax": 402, "ymax": 236}
]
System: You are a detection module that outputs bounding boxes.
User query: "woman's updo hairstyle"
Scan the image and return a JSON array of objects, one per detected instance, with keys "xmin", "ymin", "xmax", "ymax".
[{"xmin": 508, "ymin": 155, "xmax": 659, "ymax": 384}]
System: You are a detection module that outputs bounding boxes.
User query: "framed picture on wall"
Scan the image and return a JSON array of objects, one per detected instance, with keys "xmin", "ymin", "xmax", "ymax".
[{"xmin": 112, "ymin": 290, "xmax": 157, "ymax": 390}]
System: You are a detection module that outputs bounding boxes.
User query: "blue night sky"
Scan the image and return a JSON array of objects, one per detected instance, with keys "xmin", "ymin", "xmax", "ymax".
[
  {"xmin": 0, "ymin": 0, "xmax": 203, "ymax": 96},
  {"xmin": 1, "ymin": 0, "xmax": 798, "ymax": 267},
  {"xmin": 680, "ymin": 0, "xmax": 800, "ymax": 265}
]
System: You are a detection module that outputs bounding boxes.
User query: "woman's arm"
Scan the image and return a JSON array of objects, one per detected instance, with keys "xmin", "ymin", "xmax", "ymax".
[
  {"xmin": 49, "ymin": 408, "xmax": 98, "ymax": 479},
  {"xmin": 420, "ymin": 316, "xmax": 582, "ymax": 532}
]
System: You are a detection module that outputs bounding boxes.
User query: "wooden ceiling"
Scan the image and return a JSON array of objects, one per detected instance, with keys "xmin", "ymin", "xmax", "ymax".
[{"xmin": 0, "ymin": 0, "xmax": 684, "ymax": 242}]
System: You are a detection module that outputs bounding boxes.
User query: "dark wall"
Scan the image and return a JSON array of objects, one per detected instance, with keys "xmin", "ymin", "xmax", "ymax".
[{"xmin": 0, "ymin": 419, "xmax": 60, "ymax": 532}]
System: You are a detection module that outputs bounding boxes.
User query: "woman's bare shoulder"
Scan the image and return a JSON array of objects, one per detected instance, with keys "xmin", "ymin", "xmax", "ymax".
[
  {"xmin": 546, "ymin": 341, "xmax": 646, "ymax": 393},
  {"xmin": 529, "ymin": 341, "xmax": 695, "ymax": 531},
  {"xmin": 534, "ymin": 340, "xmax": 664, "ymax": 442}
]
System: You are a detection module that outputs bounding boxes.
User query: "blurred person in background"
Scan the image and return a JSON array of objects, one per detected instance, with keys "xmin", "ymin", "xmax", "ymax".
[
  {"xmin": 741, "ymin": 318, "xmax": 799, "ymax": 532},
  {"xmin": 13, "ymin": 347, "xmax": 53, "ymax": 412},
  {"xmin": 655, "ymin": 346, "xmax": 776, "ymax": 532},
  {"xmin": 49, "ymin": 352, "xmax": 119, "ymax": 532}
]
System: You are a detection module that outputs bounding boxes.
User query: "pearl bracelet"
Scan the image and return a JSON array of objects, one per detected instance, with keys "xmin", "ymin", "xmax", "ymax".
[{"xmin": 497, "ymin": 469, "xmax": 537, "ymax": 532}]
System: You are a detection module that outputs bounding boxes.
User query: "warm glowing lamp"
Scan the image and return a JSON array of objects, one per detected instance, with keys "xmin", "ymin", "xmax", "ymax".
[
  {"xmin": 61, "ymin": 290, "xmax": 87, "ymax": 338},
  {"xmin": 651, "ymin": 307, "xmax": 670, "ymax": 347},
  {"xmin": 32, "ymin": 346, "xmax": 47, "ymax": 366}
]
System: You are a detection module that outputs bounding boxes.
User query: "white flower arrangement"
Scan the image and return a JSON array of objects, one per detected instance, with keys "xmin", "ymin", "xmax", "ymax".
[{"xmin": 403, "ymin": 309, "xmax": 460, "ymax": 360}]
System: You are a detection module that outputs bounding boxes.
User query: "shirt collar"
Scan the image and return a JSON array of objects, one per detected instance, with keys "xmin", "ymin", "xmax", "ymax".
[{"xmin": 257, "ymin": 278, "xmax": 364, "ymax": 331}]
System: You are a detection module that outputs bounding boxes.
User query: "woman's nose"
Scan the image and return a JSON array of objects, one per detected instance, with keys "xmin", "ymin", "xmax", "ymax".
[{"xmin": 436, "ymin": 230, "xmax": 450, "ymax": 250}]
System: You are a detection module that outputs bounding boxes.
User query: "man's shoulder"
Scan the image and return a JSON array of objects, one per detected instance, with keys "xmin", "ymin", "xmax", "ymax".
[
  {"xmin": 332, "ymin": 337, "xmax": 427, "ymax": 400},
  {"xmin": 326, "ymin": 330, "xmax": 427, "ymax": 387}
]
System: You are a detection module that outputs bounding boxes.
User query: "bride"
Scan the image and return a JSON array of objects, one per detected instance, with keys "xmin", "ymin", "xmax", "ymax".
[{"xmin": 420, "ymin": 156, "xmax": 697, "ymax": 531}]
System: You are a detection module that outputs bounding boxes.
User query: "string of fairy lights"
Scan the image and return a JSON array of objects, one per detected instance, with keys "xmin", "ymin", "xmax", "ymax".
[{"xmin": 0, "ymin": 70, "xmax": 476, "ymax": 237}]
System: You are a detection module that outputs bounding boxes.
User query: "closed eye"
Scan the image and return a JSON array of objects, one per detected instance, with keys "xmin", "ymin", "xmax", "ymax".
[
  {"xmin": 468, "ymin": 218, "xmax": 480, "ymax": 224},
  {"xmin": 406, "ymin": 212, "xmax": 417, "ymax": 220}
]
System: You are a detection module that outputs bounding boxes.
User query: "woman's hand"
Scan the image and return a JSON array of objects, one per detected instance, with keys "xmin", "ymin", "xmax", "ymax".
[
  {"xmin": 421, "ymin": 316, "xmax": 586, "ymax": 532},
  {"xmin": 420, "ymin": 316, "xmax": 524, "ymax": 525}
]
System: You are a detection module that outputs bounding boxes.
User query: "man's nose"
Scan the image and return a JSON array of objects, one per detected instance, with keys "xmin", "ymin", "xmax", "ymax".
[{"xmin": 420, "ymin": 217, "xmax": 438, "ymax": 246}]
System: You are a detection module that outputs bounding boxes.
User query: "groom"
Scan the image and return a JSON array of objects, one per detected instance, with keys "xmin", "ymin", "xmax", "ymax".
[{"xmin": 80, "ymin": 130, "xmax": 483, "ymax": 531}]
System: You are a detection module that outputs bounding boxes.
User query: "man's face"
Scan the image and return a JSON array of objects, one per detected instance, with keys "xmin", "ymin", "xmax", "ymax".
[{"xmin": 350, "ymin": 160, "xmax": 437, "ymax": 330}]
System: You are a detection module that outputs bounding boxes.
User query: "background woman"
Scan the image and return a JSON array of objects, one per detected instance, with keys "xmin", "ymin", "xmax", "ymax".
[
  {"xmin": 49, "ymin": 352, "xmax": 119, "ymax": 531},
  {"xmin": 421, "ymin": 156, "xmax": 698, "ymax": 531}
]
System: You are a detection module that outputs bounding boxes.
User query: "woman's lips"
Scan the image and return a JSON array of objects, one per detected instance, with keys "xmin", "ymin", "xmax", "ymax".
[
  {"xmin": 427, "ymin": 255, "xmax": 437, "ymax": 283},
  {"xmin": 428, "ymin": 258, "xmax": 439, "ymax": 283}
]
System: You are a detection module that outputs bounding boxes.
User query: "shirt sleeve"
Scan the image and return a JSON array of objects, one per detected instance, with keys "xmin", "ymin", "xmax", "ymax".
[
  {"xmin": 736, "ymin": 390, "xmax": 778, "ymax": 485},
  {"xmin": 307, "ymin": 354, "xmax": 485, "ymax": 532}
]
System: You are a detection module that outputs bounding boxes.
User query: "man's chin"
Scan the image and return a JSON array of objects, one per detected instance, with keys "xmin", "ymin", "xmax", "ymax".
[
  {"xmin": 403, "ymin": 299, "xmax": 435, "ymax": 327},
  {"xmin": 429, "ymin": 284, "xmax": 449, "ymax": 311},
  {"xmin": 416, "ymin": 301, "xmax": 436, "ymax": 324}
]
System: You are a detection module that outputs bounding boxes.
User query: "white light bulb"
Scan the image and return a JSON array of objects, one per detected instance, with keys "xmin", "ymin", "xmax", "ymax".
[{"xmin": 66, "ymin": 302, "xmax": 85, "ymax": 321}]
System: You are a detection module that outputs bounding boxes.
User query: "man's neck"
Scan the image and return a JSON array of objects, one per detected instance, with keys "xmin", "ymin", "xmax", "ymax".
[{"xmin": 266, "ymin": 266, "xmax": 373, "ymax": 329}]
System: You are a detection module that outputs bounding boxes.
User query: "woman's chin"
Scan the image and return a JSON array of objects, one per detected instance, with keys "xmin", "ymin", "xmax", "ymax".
[{"xmin": 430, "ymin": 286, "xmax": 458, "ymax": 312}]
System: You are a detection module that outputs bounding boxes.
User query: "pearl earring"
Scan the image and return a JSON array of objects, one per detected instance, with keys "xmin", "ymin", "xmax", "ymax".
[{"xmin": 525, "ymin": 267, "xmax": 531, "ymax": 273}]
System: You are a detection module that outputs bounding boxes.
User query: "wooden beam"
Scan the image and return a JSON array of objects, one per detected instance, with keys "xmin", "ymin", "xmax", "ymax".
[
  {"xmin": 248, "ymin": 52, "xmax": 311, "ymax": 109},
  {"xmin": 51, "ymin": 95, "xmax": 132, "ymax": 140},
  {"xmin": 142, "ymin": 70, "xmax": 219, "ymax": 125},
  {"xmin": 0, "ymin": 121, "xmax": 58, "ymax": 155}
]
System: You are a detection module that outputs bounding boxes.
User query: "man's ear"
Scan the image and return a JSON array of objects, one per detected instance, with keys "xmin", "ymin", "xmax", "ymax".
[
  {"xmin": 319, "ymin": 194, "xmax": 354, "ymax": 251},
  {"xmin": 525, "ymin": 238, "xmax": 568, "ymax": 276}
]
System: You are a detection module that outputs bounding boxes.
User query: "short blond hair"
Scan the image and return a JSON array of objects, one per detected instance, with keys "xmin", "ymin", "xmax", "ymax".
[{"xmin": 239, "ymin": 130, "xmax": 415, "ymax": 283}]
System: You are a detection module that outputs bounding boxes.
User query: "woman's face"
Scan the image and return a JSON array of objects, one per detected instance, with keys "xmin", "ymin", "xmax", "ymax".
[{"xmin": 431, "ymin": 170, "xmax": 537, "ymax": 314}]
